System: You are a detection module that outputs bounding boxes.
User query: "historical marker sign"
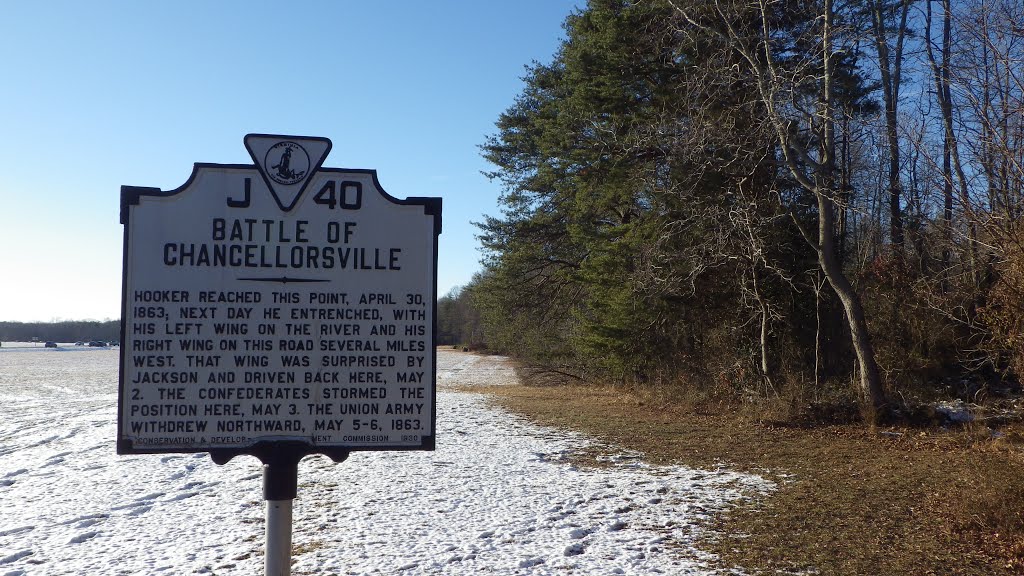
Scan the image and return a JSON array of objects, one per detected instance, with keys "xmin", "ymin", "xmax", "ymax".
[{"xmin": 117, "ymin": 134, "xmax": 441, "ymax": 459}]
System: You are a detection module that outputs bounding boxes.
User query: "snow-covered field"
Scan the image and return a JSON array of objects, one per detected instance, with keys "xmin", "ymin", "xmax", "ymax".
[{"xmin": 0, "ymin": 345, "xmax": 773, "ymax": 575}]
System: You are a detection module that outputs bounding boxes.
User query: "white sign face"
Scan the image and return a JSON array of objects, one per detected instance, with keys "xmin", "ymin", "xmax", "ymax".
[{"xmin": 118, "ymin": 134, "xmax": 440, "ymax": 456}]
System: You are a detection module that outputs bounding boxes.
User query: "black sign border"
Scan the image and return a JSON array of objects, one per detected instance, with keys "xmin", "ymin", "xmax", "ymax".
[{"xmin": 118, "ymin": 154, "xmax": 441, "ymax": 467}]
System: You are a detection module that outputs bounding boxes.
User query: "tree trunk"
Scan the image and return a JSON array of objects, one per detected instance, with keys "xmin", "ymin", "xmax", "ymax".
[
  {"xmin": 813, "ymin": 272, "xmax": 825, "ymax": 389},
  {"xmin": 751, "ymin": 266, "xmax": 773, "ymax": 385},
  {"xmin": 925, "ymin": 0, "xmax": 955, "ymax": 292},
  {"xmin": 927, "ymin": 0, "xmax": 979, "ymax": 297},
  {"xmin": 838, "ymin": 113, "xmax": 851, "ymax": 266},
  {"xmin": 816, "ymin": 187, "xmax": 887, "ymax": 418},
  {"xmin": 869, "ymin": 0, "xmax": 910, "ymax": 258},
  {"xmin": 822, "ymin": 0, "xmax": 887, "ymax": 420}
]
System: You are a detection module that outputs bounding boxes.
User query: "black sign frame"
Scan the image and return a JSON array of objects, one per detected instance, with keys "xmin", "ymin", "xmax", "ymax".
[{"xmin": 117, "ymin": 135, "xmax": 441, "ymax": 469}]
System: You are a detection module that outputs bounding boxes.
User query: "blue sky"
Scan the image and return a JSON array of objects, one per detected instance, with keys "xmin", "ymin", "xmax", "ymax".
[{"xmin": 0, "ymin": 1, "xmax": 578, "ymax": 322}]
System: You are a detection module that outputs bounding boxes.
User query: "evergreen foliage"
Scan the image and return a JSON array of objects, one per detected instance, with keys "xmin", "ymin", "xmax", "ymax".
[{"xmin": 445, "ymin": 0, "xmax": 1024, "ymax": 416}]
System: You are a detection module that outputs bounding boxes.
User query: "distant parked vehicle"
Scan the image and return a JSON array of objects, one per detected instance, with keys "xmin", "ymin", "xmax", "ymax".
[
  {"xmin": 75, "ymin": 341, "xmax": 85, "ymax": 346},
  {"xmin": 45, "ymin": 341, "xmax": 58, "ymax": 348},
  {"xmin": 88, "ymin": 341, "xmax": 107, "ymax": 347}
]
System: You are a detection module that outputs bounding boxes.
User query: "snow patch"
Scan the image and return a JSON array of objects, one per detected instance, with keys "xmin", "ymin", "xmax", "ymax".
[
  {"xmin": 934, "ymin": 400, "xmax": 974, "ymax": 423},
  {"xmin": 0, "ymin": 349, "xmax": 774, "ymax": 575}
]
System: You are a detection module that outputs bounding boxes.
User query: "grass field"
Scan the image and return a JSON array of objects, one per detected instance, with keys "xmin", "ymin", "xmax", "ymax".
[{"xmin": 462, "ymin": 378, "xmax": 1024, "ymax": 575}]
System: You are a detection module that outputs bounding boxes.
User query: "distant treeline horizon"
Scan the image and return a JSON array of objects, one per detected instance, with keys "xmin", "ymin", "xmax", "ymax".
[{"xmin": 0, "ymin": 320, "xmax": 121, "ymax": 343}]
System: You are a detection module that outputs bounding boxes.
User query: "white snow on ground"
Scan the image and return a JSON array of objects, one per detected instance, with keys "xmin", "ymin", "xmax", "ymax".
[{"xmin": 0, "ymin": 345, "xmax": 774, "ymax": 575}]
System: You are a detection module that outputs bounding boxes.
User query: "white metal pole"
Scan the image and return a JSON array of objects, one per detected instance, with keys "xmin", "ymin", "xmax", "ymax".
[
  {"xmin": 265, "ymin": 499, "xmax": 293, "ymax": 576},
  {"xmin": 262, "ymin": 453, "xmax": 301, "ymax": 576}
]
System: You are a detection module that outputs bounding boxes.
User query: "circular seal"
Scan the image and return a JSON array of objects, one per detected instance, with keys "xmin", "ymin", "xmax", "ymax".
[{"xmin": 264, "ymin": 141, "xmax": 310, "ymax": 185}]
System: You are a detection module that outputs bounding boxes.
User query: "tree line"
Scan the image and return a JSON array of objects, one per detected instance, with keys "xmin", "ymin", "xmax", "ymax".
[
  {"xmin": 440, "ymin": 0, "xmax": 1024, "ymax": 423},
  {"xmin": 0, "ymin": 321, "xmax": 121, "ymax": 344}
]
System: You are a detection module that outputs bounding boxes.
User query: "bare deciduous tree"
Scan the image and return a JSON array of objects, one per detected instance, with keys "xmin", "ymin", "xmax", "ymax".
[{"xmin": 673, "ymin": 0, "xmax": 889, "ymax": 420}]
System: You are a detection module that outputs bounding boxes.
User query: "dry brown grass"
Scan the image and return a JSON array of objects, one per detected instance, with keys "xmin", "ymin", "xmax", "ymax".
[{"xmin": 466, "ymin": 380, "xmax": 1024, "ymax": 575}]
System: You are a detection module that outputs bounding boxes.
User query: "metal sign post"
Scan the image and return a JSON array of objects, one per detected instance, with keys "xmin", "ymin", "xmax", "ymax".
[
  {"xmin": 117, "ymin": 134, "xmax": 441, "ymax": 574},
  {"xmin": 265, "ymin": 496, "xmax": 292, "ymax": 576},
  {"xmin": 261, "ymin": 449, "xmax": 302, "ymax": 576},
  {"xmin": 264, "ymin": 461, "xmax": 296, "ymax": 576}
]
